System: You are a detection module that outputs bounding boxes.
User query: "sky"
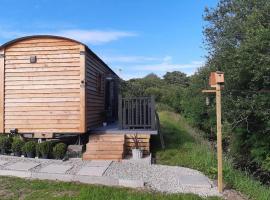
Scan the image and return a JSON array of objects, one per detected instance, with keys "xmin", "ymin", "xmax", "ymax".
[{"xmin": 0, "ymin": 0, "xmax": 218, "ymax": 80}]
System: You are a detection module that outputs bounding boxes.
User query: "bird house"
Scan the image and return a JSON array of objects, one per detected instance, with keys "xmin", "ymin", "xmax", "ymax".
[{"xmin": 209, "ymin": 71, "xmax": 224, "ymax": 87}]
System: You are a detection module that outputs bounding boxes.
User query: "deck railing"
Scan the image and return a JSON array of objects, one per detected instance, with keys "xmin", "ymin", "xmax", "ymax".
[{"xmin": 118, "ymin": 95, "xmax": 156, "ymax": 130}]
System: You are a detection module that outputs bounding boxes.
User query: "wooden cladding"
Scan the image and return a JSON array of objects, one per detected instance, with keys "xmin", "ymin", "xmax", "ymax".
[
  {"xmin": 0, "ymin": 49, "xmax": 4, "ymax": 133},
  {"xmin": 1, "ymin": 37, "xmax": 82, "ymax": 135},
  {"xmin": 0, "ymin": 36, "xmax": 119, "ymax": 137},
  {"xmin": 118, "ymin": 96, "xmax": 156, "ymax": 130}
]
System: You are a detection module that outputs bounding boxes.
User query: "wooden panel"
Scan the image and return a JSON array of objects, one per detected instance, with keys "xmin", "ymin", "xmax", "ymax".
[
  {"xmin": 5, "ymin": 49, "xmax": 80, "ymax": 56},
  {"xmin": 5, "ymin": 110, "xmax": 80, "ymax": 116},
  {"xmin": 5, "ymin": 54, "xmax": 79, "ymax": 60},
  {"xmin": 5, "ymin": 89, "xmax": 79, "ymax": 94},
  {"xmin": 5, "ymin": 84, "xmax": 79, "ymax": 90},
  {"xmin": 5, "ymin": 76, "xmax": 80, "ymax": 81},
  {"xmin": 5, "ymin": 115, "xmax": 80, "ymax": 120},
  {"xmin": 5, "ymin": 119, "xmax": 79, "ymax": 125},
  {"xmin": 5, "ymin": 93, "xmax": 79, "ymax": 98},
  {"xmin": 5, "ymin": 80, "xmax": 80, "ymax": 86},
  {"xmin": 3, "ymin": 37, "xmax": 82, "ymax": 134},
  {"xmin": 11, "ymin": 38, "xmax": 74, "ymax": 44},
  {"xmin": 5, "ymin": 128, "xmax": 80, "ymax": 133},
  {"xmin": 5, "ymin": 62, "xmax": 80, "ymax": 68},
  {"xmin": 5, "ymin": 71, "xmax": 80, "ymax": 77},
  {"xmin": 5, "ymin": 106, "xmax": 79, "ymax": 111},
  {"xmin": 5, "ymin": 58, "xmax": 80, "ymax": 64},
  {"xmin": 5, "ymin": 66, "xmax": 79, "ymax": 73},
  {"xmin": 5, "ymin": 102, "xmax": 80, "ymax": 107},
  {"xmin": 0, "ymin": 49, "xmax": 4, "ymax": 133},
  {"xmin": 6, "ymin": 45, "xmax": 81, "ymax": 52}
]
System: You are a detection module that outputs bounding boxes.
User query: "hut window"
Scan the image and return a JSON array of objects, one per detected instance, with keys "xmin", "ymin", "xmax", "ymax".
[
  {"xmin": 96, "ymin": 73, "xmax": 102, "ymax": 92},
  {"xmin": 30, "ymin": 56, "xmax": 37, "ymax": 63}
]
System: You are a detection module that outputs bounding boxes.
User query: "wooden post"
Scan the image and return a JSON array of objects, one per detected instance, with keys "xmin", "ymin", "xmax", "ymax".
[
  {"xmin": 202, "ymin": 71, "xmax": 224, "ymax": 193},
  {"xmin": 118, "ymin": 95, "xmax": 123, "ymax": 129},
  {"xmin": 150, "ymin": 96, "xmax": 156, "ymax": 130},
  {"xmin": 216, "ymin": 83, "xmax": 223, "ymax": 193}
]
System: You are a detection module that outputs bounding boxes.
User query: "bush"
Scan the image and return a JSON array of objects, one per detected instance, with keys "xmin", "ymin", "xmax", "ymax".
[
  {"xmin": 11, "ymin": 137, "xmax": 24, "ymax": 155},
  {"xmin": 0, "ymin": 135, "xmax": 12, "ymax": 153},
  {"xmin": 22, "ymin": 141, "xmax": 36, "ymax": 157},
  {"xmin": 53, "ymin": 143, "xmax": 67, "ymax": 159},
  {"xmin": 37, "ymin": 141, "xmax": 52, "ymax": 159}
]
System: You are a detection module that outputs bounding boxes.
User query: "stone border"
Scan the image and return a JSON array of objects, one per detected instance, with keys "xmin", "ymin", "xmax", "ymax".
[{"xmin": 0, "ymin": 169, "xmax": 145, "ymax": 189}]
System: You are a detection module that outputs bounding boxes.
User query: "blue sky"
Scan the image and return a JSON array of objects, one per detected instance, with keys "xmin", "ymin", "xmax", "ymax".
[{"xmin": 0, "ymin": 0, "xmax": 218, "ymax": 80}]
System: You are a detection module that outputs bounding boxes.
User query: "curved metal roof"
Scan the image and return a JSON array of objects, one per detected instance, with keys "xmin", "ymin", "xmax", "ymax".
[{"xmin": 0, "ymin": 35, "xmax": 119, "ymax": 77}]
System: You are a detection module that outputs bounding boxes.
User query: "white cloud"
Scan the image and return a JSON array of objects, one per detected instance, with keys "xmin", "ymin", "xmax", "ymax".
[
  {"xmin": 0, "ymin": 28, "xmax": 137, "ymax": 45},
  {"xmin": 102, "ymin": 55, "xmax": 160, "ymax": 63},
  {"xmin": 129, "ymin": 59, "xmax": 204, "ymax": 72},
  {"xmin": 55, "ymin": 30, "xmax": 137, "ymax": 44},
  {"xmin": 109, "ymin": 56, "xmax": 205, "ymax": 80}
]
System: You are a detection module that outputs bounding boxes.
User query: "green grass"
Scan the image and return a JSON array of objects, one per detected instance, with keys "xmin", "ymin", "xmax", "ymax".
[
  {"xmin": 153, "ymin": 111, "xmax": 270, "ymax": 200},
  {"xmin": 0, "ymin": 176, "xmax": 219, "ymax": 200}
]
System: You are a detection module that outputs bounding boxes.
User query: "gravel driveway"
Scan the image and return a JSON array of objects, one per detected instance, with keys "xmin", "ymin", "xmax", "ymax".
[{"xmin": 104, "ymin": 160, "xmax": 220, "ymax": 197}]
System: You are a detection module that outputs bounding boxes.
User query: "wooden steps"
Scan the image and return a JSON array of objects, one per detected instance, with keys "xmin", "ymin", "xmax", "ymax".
[{"xmin": 83, "ymin": 134, "xmax": 125, "ymax": 161}]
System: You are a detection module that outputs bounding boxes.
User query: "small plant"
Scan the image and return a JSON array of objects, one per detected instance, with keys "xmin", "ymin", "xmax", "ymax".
[
  {"xmin": 22, "ymin": 141, "xmax": 36, "ymax": 158},
  {"xmin": 37, "ymin": 141, "xmax": 52, "ymax": 159},
  {"xmin": 52, "ymin": 143, "xmax": 67, "ymax": 159},
  {"xmin": 11, "ymin": 137, "xmax": 24, "ymax": 156},
  {"xmin": 131, "ymin": 133, "xmax": 143, "ymax": 159},
  {"xmin": 0, "ymin": 135, "xmax": 12, "ymax": 154},
  {"xmin": 131, "ymin": 133, "xmax": 140, "ymax": 149}
]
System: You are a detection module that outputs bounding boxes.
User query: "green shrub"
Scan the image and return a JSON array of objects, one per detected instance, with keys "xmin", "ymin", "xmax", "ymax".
[
  {"xmin": 53, "ymin": 143, "xmax": 67, "ymax": 159},
  {"xmin": 22, "ymin": 141, "xmax": 36, "ymax": 156},
  {"xmin": 37, "ymin": 141, "xmax": 52, "ymax": 158},
  {"xmin": 11, "ymin": 137, "xmax": 24, "ymax": 154},
  {"xmin": 0, "ymin": 135, "xmax": 12, "ymax": 152}
]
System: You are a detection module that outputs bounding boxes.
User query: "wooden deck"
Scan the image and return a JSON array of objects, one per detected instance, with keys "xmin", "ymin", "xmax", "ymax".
[
  {"xmin": 90, "ymin": 122, "xmax": 158, "ymax": 135},
  {"xmin": 83, "ymin": 123, "xmax": 156, "ymax": 160}
]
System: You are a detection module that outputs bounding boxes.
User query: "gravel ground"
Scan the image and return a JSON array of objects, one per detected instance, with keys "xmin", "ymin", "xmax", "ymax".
[
  {"xmin": 104, "ymin": 161, "xmax": 220, "ymax": 197},
  {"xmin": 0, "ymin": 155, "xmax": 220, "ymax": 197}
]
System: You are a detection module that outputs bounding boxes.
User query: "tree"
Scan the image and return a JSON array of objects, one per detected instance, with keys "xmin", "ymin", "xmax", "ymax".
[
  {"xmin": 200, "ymin": 0, "xmax": 270, "ymax": 177},
  {"xmin": 163, "ymin": 71, "xmax": 189, "ymax": 87}
]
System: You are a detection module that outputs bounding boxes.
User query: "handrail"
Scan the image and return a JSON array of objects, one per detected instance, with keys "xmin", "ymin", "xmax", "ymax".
[
  {"xmin": 155, "ymin": 111, "xmax": 165, "ymax": 149},
  {"xmin": 118, "ymin": 95, "xmax": 156, "ymax": 130}
]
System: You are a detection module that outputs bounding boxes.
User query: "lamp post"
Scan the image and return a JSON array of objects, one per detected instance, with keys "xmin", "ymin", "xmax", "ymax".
[{"xmin": 202, "ymin": 71, "xmax": 224, "ymax": 193}]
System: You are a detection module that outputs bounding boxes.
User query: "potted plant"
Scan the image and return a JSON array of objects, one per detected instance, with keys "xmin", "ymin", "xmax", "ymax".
[
  {"xmin": 37, "ymin": 141, "xmax": 51, "ymax": 159},
  {"xmin": 11, "ymin": 137, "xmax": 24, "ymax": 157},
  {"xmin": 131, "ymin": 133, "xmax": 143, "ymax": 159},
  {"xmin": 22, "ymin": 141, "xmax": 36, "ymax": 158},
  {"xmin": 52, "ymin": 143, "xmax": 67, "ymax": 159},
  {"xmin": 0, "ymin": 135, "xmax": 11, "ymax": 154}
]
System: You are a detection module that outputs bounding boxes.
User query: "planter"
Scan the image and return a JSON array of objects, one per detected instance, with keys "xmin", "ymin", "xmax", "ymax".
[
  {"xmin": 0, "ymin": 148, "xmax": 5, "ymax": 155},
  {"xmin": 41, "ymin": 154, "xmax": 48, "ymax": 159},
  {"xmin": 26, "ymin": 152, "xmax": 34, "ymax": 158},
  {"xmin": 14, "ymin": 152, "xmax": 21, "ymax": 157},
  {"xmin": 132, "ymin": 149, "xmax": 143, "ymax": 159}
]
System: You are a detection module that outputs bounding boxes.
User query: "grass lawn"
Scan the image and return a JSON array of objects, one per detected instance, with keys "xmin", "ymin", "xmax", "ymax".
[
  {"xmin": 153, "ymin": 111, "xmax": 270, "ymax": 200},
  {"xmin": 0, "ymin": 176, "xmax": 220, "ymax": 200}
]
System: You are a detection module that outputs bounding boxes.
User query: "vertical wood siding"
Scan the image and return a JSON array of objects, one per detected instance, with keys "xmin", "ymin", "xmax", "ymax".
[{"xmin": 3, "ymin": 38, "xmax": 82, "ymax": 134}]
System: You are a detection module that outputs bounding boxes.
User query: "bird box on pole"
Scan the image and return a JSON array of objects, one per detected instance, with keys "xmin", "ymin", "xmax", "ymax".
[{"xmin": 202, "ymin": 71, "xmax": 224, "ymax": 193}]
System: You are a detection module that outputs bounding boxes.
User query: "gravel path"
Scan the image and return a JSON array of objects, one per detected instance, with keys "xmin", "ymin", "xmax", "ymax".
[
  {"xmin": 0, "ymin": 155, "xmax": 220, "ymax": 197},
  {"xmin": 104, "ymin": 161, "xmax": 220, "ymax": 197}
]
